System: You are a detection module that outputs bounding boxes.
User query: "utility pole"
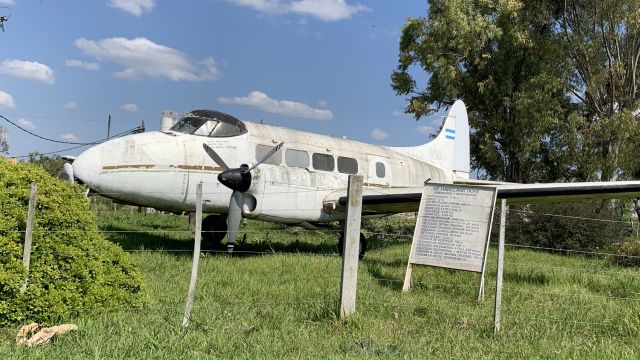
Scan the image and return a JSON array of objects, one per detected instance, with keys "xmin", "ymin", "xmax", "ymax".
[{"xmin": 107, "ymin": 114, "xmax": 111, "ymax": 140}]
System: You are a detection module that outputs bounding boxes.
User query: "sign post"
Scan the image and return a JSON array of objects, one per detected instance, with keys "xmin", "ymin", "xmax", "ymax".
[
  {"xmin": 403, "ymin": 184, "xmax": 497, "ymax": 293},
  {"xmin": 494, "ymin": 198, "xmax": 507, "ymax": 333}
]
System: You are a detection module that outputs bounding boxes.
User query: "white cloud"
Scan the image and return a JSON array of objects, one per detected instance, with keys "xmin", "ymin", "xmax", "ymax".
[
  {"xmin": 226, "ymin": 0, "xmax": 285, "ymax": 14},
  {"xmin": 107, "ymin": 0, "xmax": 155, "ymax": 16},
  {"xmin": 417, "ymin": 125, "xmax": 434, "ymax": 136},
  {"xmin": 120, "ymin": 103, "xmax": 138, "ymax": 112},
  {"xmin": 60, "ymin": 133, "xmax": 79, "ymax": 141},
  {"xmin": 226, "ymin": 0, "xmax": 369, "ymax": 22},
  {"xmin": 74, "ymin": 37, "xmax": 221, "ymax": 81},
  {"xmin": 18, "ymin": 118, "xmax": 35, "ymax": 130},
  {"xmin": 0, "ymin": 0, "xmax": 15, "ymax": 6},
  {"xmin": 392, "ymin": 110, "xmax": 404, "ymax": 117},
  {"xmin": 0, "ymin": 90, "xmax": 15, "ymax": 108},
  {"xmin": 65, "ymin": 59, "xmax": 100, "ymax": 71},
  {"xmin": 0, "ymin": 59, "xmax": 55, "ymax": 84},
  {"xmin": 64, "ymin": 101, "xmax": 77, "ymax": 110},
  {"xmin": 219, "ymin": 91, "xmax": 333, "ymax": 120},
  {"xmin": 371, "ymin": 128, "xmax": 389, "ymax": 140},
  {"xmin": 290, "ymin": 0, "xmax": 369, "ymax": 21}
]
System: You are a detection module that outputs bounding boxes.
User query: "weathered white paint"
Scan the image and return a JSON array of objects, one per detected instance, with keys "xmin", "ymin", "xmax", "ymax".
[{"xmin": 72, "ymin": 102, "xmax": 469, "ymax": 225}]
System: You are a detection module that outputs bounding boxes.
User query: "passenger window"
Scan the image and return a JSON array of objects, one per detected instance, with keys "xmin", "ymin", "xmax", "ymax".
[
  {"xmin": 312, "ymin": 153, "xmax": 334, "ymax": 171},
  {"xmin": 376, "ymin": 162, "xmax": 385, "ymax": 178},
  {"xmin": 255, "ymin": 144, "xmax": 282, "ymax": 165},
  {"xmin": 285, "ymin": 149, "xmax": 309, "ymax": 168},
  {"xmin": 337, "ymin": 156, "xmax": 358, "ymax": 174}
]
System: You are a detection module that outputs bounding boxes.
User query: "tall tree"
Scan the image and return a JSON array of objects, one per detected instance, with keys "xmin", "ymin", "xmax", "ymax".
[
  {"xmin": 560, "ymin": 0, "xmax": 640, "ymax": 181},
  {"xmin": 392, "ymin": 0, "xmax": 572, "ymax": 182}
]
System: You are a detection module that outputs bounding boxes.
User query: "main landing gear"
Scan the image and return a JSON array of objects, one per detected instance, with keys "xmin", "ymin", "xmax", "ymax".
[{"xmin": 337, "ymin": 221, "xmax": 367, "ymax": 259}]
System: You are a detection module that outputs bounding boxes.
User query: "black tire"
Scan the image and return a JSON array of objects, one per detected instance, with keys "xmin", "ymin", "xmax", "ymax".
[
  {"xmin": 337, "ymin": 232, "xmax": 367, "ymax": 259},
  {"xmin": 202, "ymin": 214, "xmax": 227, "ymax": 246}
]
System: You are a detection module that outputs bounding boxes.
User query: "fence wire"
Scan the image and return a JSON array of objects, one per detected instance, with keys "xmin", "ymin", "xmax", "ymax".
[{"xmin": 4, "ymin": 201, "xmax": 640, "ymax": 339}]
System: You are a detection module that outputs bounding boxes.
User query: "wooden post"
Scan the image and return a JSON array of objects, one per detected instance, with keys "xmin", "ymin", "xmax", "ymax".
[
  {"xmin": 183, "ymin": 182, "xmax": 203, "ymax": 328},
  {"xmin": 494, "ymin": 199, "xmax": 507, "ymax": 334},
  {"xmin": 21, "ymin": 182, "xmax": 38, "ymax": 293},
  {"xmin": 339, "ymin": 175, "xmax": 363, "ymax": 320},
  {"xmin": 188, "ymin": 212, "xmax": 196, "ymax": 231}
]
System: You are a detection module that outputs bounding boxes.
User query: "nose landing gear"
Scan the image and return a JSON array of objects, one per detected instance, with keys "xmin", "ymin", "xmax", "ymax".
[{"xmin": 201, "ymin": 214, "xmax": 227, "ymax": 247}]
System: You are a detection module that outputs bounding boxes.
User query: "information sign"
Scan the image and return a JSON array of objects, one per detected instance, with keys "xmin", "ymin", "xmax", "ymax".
[{"xmin": 403, "ymin": 183, "xmax": 497, "ymax": 291}]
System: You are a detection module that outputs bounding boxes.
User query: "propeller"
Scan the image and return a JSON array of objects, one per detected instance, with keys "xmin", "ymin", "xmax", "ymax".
[{"xmin": 202, "ymin": 142, "xmax": 283, "ymax": 253}]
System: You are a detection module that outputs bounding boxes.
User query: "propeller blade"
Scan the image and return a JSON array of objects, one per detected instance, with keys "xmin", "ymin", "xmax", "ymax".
[
  {"xmin": 246, "ymin": 142, "xmax": 283, "ymax": 172},
  {"xmin": 202, "ymin": 143, "xmax": 230, "ymax": 171},
  {"xmin": 226, "ymin": 191, "xmax": 243, "ymax": 253}
]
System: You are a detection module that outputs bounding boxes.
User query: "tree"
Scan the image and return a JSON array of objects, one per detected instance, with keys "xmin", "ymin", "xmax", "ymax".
[
  {"xmin": 560, "ymin": 0, "xmax": 640, "ymax": 181},
  {"xmin": 392, "ymin": 0, "xmax": 573, "ymax": 182},
  {"xmin": 0, "ymin": 125, "xmax": 8, "ymax": 155},
  {"xmin": 26, "ymin": 152, "xmax": 67, "ymax": 179}
]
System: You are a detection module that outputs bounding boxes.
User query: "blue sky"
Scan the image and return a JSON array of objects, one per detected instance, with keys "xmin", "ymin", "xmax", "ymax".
[{"xmin": 0, "ymin": 0, "xmax": 441, "ymax": 158}]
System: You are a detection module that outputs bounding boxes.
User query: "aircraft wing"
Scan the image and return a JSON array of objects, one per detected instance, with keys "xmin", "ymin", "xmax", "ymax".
[{"xmin": 327, "ymin": 180, "xmax": 640, "ymax": 214}]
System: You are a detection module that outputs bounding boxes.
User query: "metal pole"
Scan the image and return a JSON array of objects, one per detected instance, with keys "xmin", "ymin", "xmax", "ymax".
[
  {"xmin": 107, "ymin": 114, "xmax": 111, "ymax": 140},
  {"xmin": 183, "ymin": 182, "xmax": 203, "ymax": 328},
  {"xmin": 21, "ymin": 182, "xmax": 38, "ymax": 293},
  {"xmin": 339, "ymin": 175, "xmax": 363, "ymax": 320},
  {"xmin": 494, "ymin": 199, "xmax": 507, "ymax": 334}
]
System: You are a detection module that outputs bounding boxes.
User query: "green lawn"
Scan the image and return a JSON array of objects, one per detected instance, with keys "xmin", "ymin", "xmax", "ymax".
[{"xmin": 2, "ymin": 211, "xmax": 640, "ymax": 358}]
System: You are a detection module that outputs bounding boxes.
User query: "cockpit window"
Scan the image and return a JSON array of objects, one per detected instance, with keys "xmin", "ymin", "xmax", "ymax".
[{"xmin": 169, "ymin": 110, "xmax": 247, "ymax": 137}]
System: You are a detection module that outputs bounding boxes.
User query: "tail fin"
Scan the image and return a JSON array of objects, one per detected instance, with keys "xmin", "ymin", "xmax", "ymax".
[{"xmin": 390, "ymin": 100, "xmax": 470, "ymax": 178}]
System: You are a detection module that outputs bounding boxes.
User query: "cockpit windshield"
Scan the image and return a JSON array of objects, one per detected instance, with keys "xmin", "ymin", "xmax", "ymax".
[{"xmin": 169, "ymin": 110, "xmax": 247, "ymax": 137}]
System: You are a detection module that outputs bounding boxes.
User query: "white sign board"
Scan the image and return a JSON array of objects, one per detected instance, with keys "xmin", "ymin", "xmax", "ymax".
[{"xmin": 403, "ymin": 184, "xmax": 497, "ymax": 292}]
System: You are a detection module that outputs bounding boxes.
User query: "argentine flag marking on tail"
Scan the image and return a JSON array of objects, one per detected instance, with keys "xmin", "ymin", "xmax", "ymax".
[{"xmin": 445, "ymin": 128, "xmax": 455, "ymax": 140}]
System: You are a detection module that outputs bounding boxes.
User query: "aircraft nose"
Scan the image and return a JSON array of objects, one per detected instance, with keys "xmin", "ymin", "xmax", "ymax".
[{"xmin": 73, "ymin": 144, "xmax": 103, "ymax": 187}]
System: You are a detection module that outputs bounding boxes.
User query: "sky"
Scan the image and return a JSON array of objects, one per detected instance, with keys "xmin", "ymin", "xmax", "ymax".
[{"xmin": 0, "ymin": 0, "xmax": 441, "ymax": 158}]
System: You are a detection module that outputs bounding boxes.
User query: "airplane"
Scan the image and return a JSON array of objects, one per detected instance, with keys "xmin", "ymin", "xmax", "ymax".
[{"xmin": 66, "ymin": 100, "xmax": 640, "ymax": 257}]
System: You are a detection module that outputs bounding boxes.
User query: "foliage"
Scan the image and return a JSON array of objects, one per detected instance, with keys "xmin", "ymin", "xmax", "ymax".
[
  {"xmin": 361, "ymin": 214, "xmax": 416, "ymax": 242},
  {"xmin": 392, "ymin": 0, "xmax": 640, "ymax": 182},
  {"xmin": 0, "ymin": 158, "xmax": 144, "ymax": 327},
  {"xmin": 608, "ymin": 237, "xmax": 640, "ymax": 267},
  {"xmin": 24, "ymin": 152, "xmax": 68, "ymax": 179},
  {"xmin": 560, "ymin": 0, "xmax": 640, "ymax": 181},
  {"xmin": 392, "ymin": 0, "xmax": 571, "ymax": 182},
  {"xmin": 506, "ymin": 200, "xmax": 626, "ymax": 251}
]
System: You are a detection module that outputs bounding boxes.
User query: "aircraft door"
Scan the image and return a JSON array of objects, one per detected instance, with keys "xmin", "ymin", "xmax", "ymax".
[{"xmin": 366, "ymin": 155, "xmax": 391, "ymax": 187}]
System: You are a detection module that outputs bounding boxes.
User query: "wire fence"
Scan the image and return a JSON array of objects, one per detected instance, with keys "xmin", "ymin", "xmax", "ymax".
[{"xmin": 3, "ymin": 197, "xmax": 640, "ymax": 341}]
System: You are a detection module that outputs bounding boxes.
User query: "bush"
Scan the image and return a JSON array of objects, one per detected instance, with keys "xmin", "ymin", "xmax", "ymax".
[
  {"xmin": 607, "ymin": 238, "xmax": 640, "ymax": 267},
  {"xmin": 0, "ymin": 158, "xmax": 144, "ymax": 326},
  {"xmin": 362, "ymin": 214, "xmax": 417, "ymax": 242},
  {"xmin": 506, "ymin": 200, "xmax": 627, "ymax": 252}
]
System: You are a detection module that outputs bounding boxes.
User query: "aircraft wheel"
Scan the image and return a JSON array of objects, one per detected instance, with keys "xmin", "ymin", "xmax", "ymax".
[
  {"xmin": 201, "ymin": 214, "xmax": 227, "ymax": 246},
  {"xmin": 337, "ymin": 232, "xmax": 367, "ymax": 260}
]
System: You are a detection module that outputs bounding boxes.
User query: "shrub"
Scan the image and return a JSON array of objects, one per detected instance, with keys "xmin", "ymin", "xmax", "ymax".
[
  {"xmin": 506, "ymin": 200, "xmax": 627, "ymax": 252},
  {"xmin": 362, "ymin": 214, "xmax": 416, "ymax": 242},
  {"xmin": 607, "ymin": 238, "xmax": 640, "ymax": 267},
  {"xmin": 0, "ymin": 158, "xmax": 144, "ymax": 326}
]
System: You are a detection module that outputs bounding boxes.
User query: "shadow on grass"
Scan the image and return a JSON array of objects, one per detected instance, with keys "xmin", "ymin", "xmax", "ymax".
[{"xmin": 100, "ymin": 223, "xmax": 340, "ymax": 257}]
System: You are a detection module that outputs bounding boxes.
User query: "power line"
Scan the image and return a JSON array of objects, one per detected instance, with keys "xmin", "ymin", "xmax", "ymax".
[
  {"xmin": 1, "ymin": 113, "xmax": 142, "ymax": 145},
  {"xmin": 8, "ymin": 125, "xmax": 145, "ymax": 158}
]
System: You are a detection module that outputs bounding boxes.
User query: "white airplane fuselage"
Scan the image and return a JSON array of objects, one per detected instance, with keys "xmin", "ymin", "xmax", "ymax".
[{"xmin": 73, "ymin": 120, "xmax": 455, "ymax": 225}]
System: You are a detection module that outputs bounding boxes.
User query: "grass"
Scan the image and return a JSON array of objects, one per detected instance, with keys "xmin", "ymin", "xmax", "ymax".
[{"xmin": 2, "ymin": 212, "xmax": 640, "ymax": 358}]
